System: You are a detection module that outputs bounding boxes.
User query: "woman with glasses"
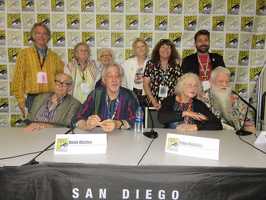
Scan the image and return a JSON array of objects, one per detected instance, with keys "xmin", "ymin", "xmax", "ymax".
[
  {"xmin": 95, "ymin": 48, "xmax": 127, "ymax": 88},
  {"xmin": 158, "ymin": 73, "xmax": 222, "ymax": 131},
  {"xmin": 143, "ymin": 39, "xmax": 182, "ymax": 110},
  {"xmin": 122, "ymin": 37, "xmax": 149, "ymax": 107},
  {"xmin": 64, "ymin": 42, "xmax": 97, "ymax": 103},
  {"xmin": 24, "ymin": 73, "xmax": 81, "ymax": 132}
]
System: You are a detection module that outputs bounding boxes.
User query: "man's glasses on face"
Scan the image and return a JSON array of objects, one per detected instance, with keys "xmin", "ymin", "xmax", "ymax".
[
  {"xmin": 101, "ymin": 54, "xmax": 112, "ymax": 58},
  {"xmin": 55, "ymin": 80, "xmax": 70, "ymax": 87},
  {"xmin": 105, "ymin": 74, "xmax": 121, "ymax": 80}
]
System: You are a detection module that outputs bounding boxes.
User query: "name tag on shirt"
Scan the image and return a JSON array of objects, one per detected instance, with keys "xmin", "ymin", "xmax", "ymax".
[{"xmin": 37, "ymin": 72, "xmax": 47, "ymax": 84}]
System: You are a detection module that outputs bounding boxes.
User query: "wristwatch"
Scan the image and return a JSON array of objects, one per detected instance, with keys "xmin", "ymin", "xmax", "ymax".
[{"xmin": 119, "ymin": 120, "xmax": 124, "ymax": 130}]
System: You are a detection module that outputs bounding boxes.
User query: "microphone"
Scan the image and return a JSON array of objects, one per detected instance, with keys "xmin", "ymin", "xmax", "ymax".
[
  {"xmin": 143, "ymin": 107, "xmax": 158, "ymax": 139},
  {"xmin": 21, "ymin": 127, "xmax": 74, "ymax": 166},
  {"xmin": 22, "ymin": 119, "xmax": 71, "ymax": 128},
  {"xmin": 233, "ymin": 92, "xmax": 253, "ymax": 136}
]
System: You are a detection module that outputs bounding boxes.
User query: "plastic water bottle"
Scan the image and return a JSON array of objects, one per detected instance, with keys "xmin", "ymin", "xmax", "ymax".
[{"xmin": 134, "ymin": 106, "xmax": 143, "ymax": 134}]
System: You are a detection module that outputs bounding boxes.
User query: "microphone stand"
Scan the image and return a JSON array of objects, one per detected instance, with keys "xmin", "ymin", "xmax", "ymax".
[
  {"xmin": 143, "ymin": 107, "xmax": 158, "ymax": 139},
  {"xmin": 21, "ymin": 127, "xmax": 74, "ymax": 166}
]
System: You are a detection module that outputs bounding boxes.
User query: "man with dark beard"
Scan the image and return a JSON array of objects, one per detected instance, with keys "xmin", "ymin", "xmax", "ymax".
[
  {"xmin": 181, "ymin": 29, "xmax": 226, "ymax": 90},
  {"xmin": 198, "ymin": 67, "xmax": 256, "ymax": 131}
]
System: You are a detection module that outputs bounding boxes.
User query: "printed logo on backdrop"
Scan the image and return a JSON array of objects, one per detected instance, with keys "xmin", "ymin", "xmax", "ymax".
[
  {"xmin": 256, "ymin": 0, "xmax": 266, "ymax": 15},
  {"xmin": 0, "ymin": 65, "xmax": 7, "ymax": 80},
  {"xmin": 126, "ymin": 15, "xmax": 138, "ymax": 30},
  {"xmin": 238, "ymin": 51, "xmax": 249, "ymax": 66},
  {"xmin": 96, "ymin": 0, "xmax": 109, "ymax": 12},
  {"xmin": 81, "ymin": 14, "xmax": 94, "ymax": 29},
  {"xmin": 96, "ymin": 32, "xmax": 109, "ymax": 47},
  {"xmin": 199, "ymin": 0, "xmax": 212, "ymax": 14},
  {"xmin": 228, "ymin": 67, "xmax": 236, "ymax": 82},
  {"xmin": 22, "ymin": 13, "xmax": 35, "ymax": 29},
  {"xmin": 241, "ymin": 17, "xmax": 254, "ymax": 32},
  {"xmin": 52, "ymin": 13, "xmax": 65, "ymax": 29},
  {"xmin": 53, "ymin": 32, "xmax": 65, "ymax": 47},
  {"xmin": 0, "ymin": 0, "xmax": 4, "ymax": 11},
  {"xmin": 7, "ymin": 0, "xmax": 20, "ymax": 11},
  {"xmin": 211, "ymin": 33, "xmax": 224, "ymax": 49},
  {"xmin": 0, "ymin": 98, "xmax": 8, "ymax": 113},
  {"xmin": 67, "ymin": 32, "xmax": 80, "ymax": 46},
  {"xmin": 184, "ymin": 15, "xmax": 197, "ymax": 31},
  {"xmin": 140, "ymin": 32, "xmax": 153, "ymax": 48},
  {"xmin": 96, "ymin": 15, "xmax": 109, "ymax": 30},
  {"xmin": 169, "ymin": 0, "xmax": 182, "ymax": 14},
  {"xmin": 111, "ymin": 14, "xmax": 124, "ymax": 30},
  {"xmin": 9, "ymin": 97, "xmax": 21, "ymax": 113},
  {"xmin": 252, "ymin": 35, "xmax": 265, "ymax": 49},
  {"xmin": 66, "ymin": 0, "xmax": 80, "ymax": 12},
  {"xmin": 126, "ymin": 0, "xmax": 139, "ymax": 13},
  {"xmin": 211, "ymin": 49, "xmax": 224, "ymax": 57},
  {"xmin": 8, "ymin": 48, "xmax": 21, "ymax": 63},
  {"xmin": 7, "ymin": 30, "xmax": 22, "ymax": 46},
  {"xmin": 0, "ymin": 81, "xmax": 8, "ymax": 96},
  {"xmin": 166, "ymin": 137, "xmax": 180, "ymax": 152},
  {"xmin": 250, "ymin": 67, "xmax": 262, "ymax": 82},
  {"xmin": 183, "ymin": 1, "xmax": 197, "ymax": 14},
  {"xmin": 182, "ymin": 49, "xmax": 195, "ymax": 60},
  {"xmin": 250, "ymin": 51, "xmax": 265, "ymax": 66},
  {"xmin": 37, "ymin": 14, "xmax": 50, "ymax": 28},
  {"xmin": 224, "ymin": 50, "xmax": 238, "ymax": 65},
  {"xmin": 226, "ymin": 16, "xmax": 239, "ymax": 32},
  {"xmin": 7, "ymin": 14, "xmax": 21, "ymax": 29},
  {"xmin": 198, "ymin": 15, "xmax": 211, "ymax": 30},
  {"xmin": 239, "ymin": 33, "xmax": 252, "ymax": 49},
  {"xmin": 155, "ymin": 15, "xmax": 168, "ymax": 31},
  {"xmin": 170, "ymin": 32, "xmax": 182, "ymax": 48},
  {"xmin": 0, "ymin": 30, "xmax": 6, "ymax": 45},
  {"xmin": 82, "ymin": 32, "xmax": 95, "ymax": 47},
  {"xmin": 227, "ymin": 1, "xmax": 240, "ymax": 15},
  {"xmin": 22, "ymin": 0, "xmax": 35, "ymax": 11},
  {"xmin": 0, "ymin": 114, "xmax": 9, "ymax": 127},
  {"xmin": 81, "ymin": 0, "xmax": 94, "ymax": 12},
  {"xmin": 140, "ymin": 14, "xmax": 153, "ymax": 30},
  {"xmin": 53, "ymin": 49, "xmax": 67, "ymax": 63},
  {"xmin": 114, "ymin": 49, "xmax": 124, "ymax": 64},
  {"xmin": 11, "ymin": 114, "xmax": 24, "ymax": 127},
  {"xmin": 111, "ymin": 0, "xmax": 124, "ymax": 13},
  {"xmin": 111, "ymin": 32, "xmax": 124, "ymax": 47},
  {"xmin": 0, "ymin": 47, "xmax": 7, "ymax": 63},
  {"xmin": 67, "ymin": 14, "xmax": 80, "ymax": 29},
  {"xmin": 0, "ymin": 13, "xmax": 5, "ymax": 29},
  {"xmin": 125, "ymin": 49, "xmax": 133, "ymax": 60},
  {"xmin": 51, "ymin": 0, "xmax": 64, "ymax": 12},
  {"xmin": 182, "ymin": 32, "xmax": 195, "ymax": 47},
  {"xmin": 226, "ymin": 34, "xmax": 238, "ymax": 48},
  {"xmin": 236, "ymin": 67, "xmax": 249, "ymax": 82},
  {"xmin": 140, "ymin": 0, "xmax": 153, "ymax": 13},
  {"xmin": 68, "ymin": 49, "xmax": 74, "ymax": 62},
  {"xmin": 212, "ymin": 16, "xmax": 225, "ymax": 31},
  {"xmin": 36, "ymin": 0, "xmax": 50, "ymax": 12},
  {"xmin": 155, "ymin": 0, "xmax": 168, "ymax": 13},
  {"xmin": 56, "ymin": 138, "xmax": 69, "ymax": 152},
  {"xmin": 235, "ymin": 83, "xmax": 248, "ymax": 98},
  {"xmin": 125, "ymin": 32, "xmax": 139, "ymax": 48}
]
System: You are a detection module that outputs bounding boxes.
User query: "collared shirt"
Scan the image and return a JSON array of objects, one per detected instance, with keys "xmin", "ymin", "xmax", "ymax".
[
  {"xmin": 197, "ymin": 89, "xmax": 255, "ymax": 130},
  {"xmin": 71, "ymin": 86, "xmax": 139, "ymax": 129}
]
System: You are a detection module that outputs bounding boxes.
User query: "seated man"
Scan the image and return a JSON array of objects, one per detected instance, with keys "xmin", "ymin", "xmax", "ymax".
[
  {"xmin": 71, "ymin": 62, "xmax": 139, "ymax": 132},
  {"xmin": 24, "ymin": 73, "xmax": 81, "ymax": 132},
  {"xmin": 197, "ymin": 66, "xmax": 256, "ymax": 131}
]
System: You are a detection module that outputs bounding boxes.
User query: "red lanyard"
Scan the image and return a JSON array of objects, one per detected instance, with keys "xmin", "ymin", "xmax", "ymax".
[{"xmin": 179, "ymin": 95, "xmax": 192, "ymax": 124}]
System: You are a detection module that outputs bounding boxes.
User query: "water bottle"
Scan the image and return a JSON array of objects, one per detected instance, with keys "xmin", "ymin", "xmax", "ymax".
[{"xmin": 134, "ymin": 106, "xmax": 144, "ymax": 134}]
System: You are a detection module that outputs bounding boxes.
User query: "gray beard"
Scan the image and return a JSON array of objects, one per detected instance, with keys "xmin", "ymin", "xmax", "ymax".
[{"xmin": 211, "ymin": 86, "xmax": 233, "ymax": 123}]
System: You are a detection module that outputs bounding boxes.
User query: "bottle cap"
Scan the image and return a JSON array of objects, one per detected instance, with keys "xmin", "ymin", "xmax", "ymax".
[{"xmin": 138, "ymin": 106, "xmax": 142, "ymax": 110}]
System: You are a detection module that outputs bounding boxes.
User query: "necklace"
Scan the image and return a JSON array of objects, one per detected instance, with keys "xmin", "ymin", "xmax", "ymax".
[{"xmin": 179, "ymin": 95, "xmax": 193, "ymax": 124}]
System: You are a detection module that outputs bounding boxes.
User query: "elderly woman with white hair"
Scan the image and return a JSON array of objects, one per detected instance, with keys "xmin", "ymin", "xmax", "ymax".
[{"xmin": 158, "ymin": 73, "xmax": 222, "ymax": 131}]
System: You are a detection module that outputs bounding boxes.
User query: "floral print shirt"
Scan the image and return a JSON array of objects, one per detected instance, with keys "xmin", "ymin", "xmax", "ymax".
[
  {"xmin": 144, "ymin": 60, "xmax": 182, "ymax": 106},
  {"xmin": 197, "ymin": 89, "xmax": 255, "ymax": 130}
]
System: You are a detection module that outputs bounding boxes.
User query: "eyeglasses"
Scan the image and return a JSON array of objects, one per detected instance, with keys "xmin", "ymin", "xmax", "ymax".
[
  {"xmin": 105, "ymin": 74, "xmax": 121, "ymax": 80},
  {"xmin": 101, "ymin": 54, "xmax": 112, "ymax": 58},
  {"xmin": 55, "ymin": 80, "xmax": 70, "ymax": 87},
  {"xmin": 185, "ymin": 83, "xmax": 198, "ymax": 89}
]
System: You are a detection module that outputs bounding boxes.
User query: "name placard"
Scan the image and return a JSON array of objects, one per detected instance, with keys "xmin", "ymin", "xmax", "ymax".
[
  {"xmin": 54, "ymin": 134, "xmax": 107, "ymax": 154},
  {"xmin": 165, "ymin": 133, "xmax": 220, "ymax": 160},
  {"xmin": 255, "ymin": 132, "xmax": 266, "ymax": 144}
]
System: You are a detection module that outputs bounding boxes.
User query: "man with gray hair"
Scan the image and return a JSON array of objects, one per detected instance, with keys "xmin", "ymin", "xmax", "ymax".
[
  {"xmin": 198, "ymin": 66, "xmax": 256, "ymax": 131},
  {"xmin": 72, "ymin": 62, "xmax": 139, "ymax": 132}
]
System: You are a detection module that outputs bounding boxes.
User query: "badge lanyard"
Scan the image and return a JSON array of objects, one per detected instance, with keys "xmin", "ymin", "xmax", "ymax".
[
  {"xmin": 37, "ymin": 49, "xmax": 47, "ymax": 69},
  {"xmin": 179, "ymin": 95, "xmax": 193, "ymax": 124},
  {"xmin": 106, "ymin": 93, "xmax": 120, "ymax": 119},
  {"xmin": 197, "ymin": 55, "xmax": 209, "ymax": 80}
]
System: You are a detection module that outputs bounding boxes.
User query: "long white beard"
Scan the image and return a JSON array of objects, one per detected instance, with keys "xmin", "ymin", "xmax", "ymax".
[{"xmin": 211, "ymin": 85, "xmax": 233, "ymax": 123}]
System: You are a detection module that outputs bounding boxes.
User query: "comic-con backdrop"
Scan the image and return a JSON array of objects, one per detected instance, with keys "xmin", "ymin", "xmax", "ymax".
[{"xmin": 0, "ymin": 0, "xmax": 265, "ymax": 127}]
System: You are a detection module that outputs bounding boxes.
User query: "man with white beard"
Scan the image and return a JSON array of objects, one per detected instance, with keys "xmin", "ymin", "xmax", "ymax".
[
  {"xmin": 198, "ymin": 66, "xmax": 256, "ymax": 131},
  {"xmin": 71, "ymin": 62, "xmax": 139, "ymax": 132}
]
